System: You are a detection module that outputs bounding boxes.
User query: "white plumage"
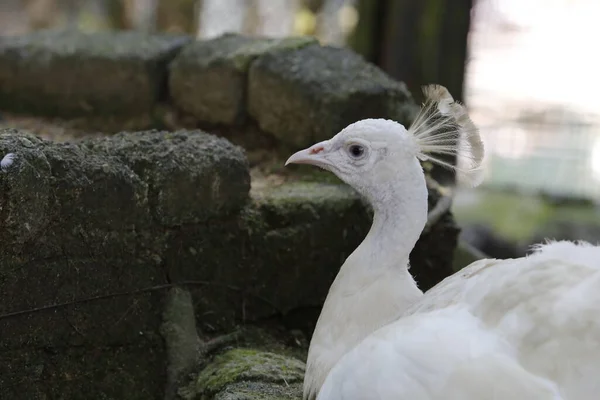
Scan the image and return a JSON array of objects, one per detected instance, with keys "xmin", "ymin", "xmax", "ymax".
[
  {"xmin": 1, "ymin": 152, "xmax": 15, "ymax": 172},
  {"xmin": 285, "ymin": 85, "xmax": 600, "ymax": 400}
]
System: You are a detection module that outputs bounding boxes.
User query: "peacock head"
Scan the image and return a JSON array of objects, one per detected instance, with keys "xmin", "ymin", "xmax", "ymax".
[{"xmin": 285, "ymin": 85, "xmax": 485, "ymax": 199}]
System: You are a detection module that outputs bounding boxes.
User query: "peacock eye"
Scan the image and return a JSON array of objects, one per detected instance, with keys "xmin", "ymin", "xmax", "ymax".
[{"xmin": 348, "ymin": 144, "xmax": 365, "ymax": 158}]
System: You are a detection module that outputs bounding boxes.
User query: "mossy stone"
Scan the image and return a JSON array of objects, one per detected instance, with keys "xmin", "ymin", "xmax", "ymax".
[
  {"xmin": 191, "ymin": 349, "xmax": 304, "ymax": 399},
  {"xmin": 165, "ymin": 182, "xmax": 372, "ymax": 331},
  {"xmin": 1, "ymin": 342, "xmax": 166, "ymax": 400},
  {"xmin": 0, "ymin": 128, "xmax": 249, "ymax": 399},
  {"xmin": 213, "ymin": 382, "xmax": 302, "ymax": 400},
  {"xmin": 0, "ymin": 30, "xmax": 191, "ymax": 117},
  {"xmin": 169, "ymin": 33, "xmax": 316, "ymax": 125},
  {"xmin": 248, "ymin": 43, "xmax": 417, "ymax": 148},
  {"xmin": 84, "ymin": 129, "xmax": 251, "ymax": 225}
]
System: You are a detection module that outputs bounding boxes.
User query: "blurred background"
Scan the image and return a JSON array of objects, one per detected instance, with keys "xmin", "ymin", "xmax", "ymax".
[{"xmin": 1, "ymin": 0, "xmax": 599, "ymax": 259}]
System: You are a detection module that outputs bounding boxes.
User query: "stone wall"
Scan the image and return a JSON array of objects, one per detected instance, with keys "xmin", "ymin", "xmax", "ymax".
[
  {"xmin": 0, "ymin": 30, "xmax": 417, "ymax": 151},
  {"xmin": 0, "ymin": 30, "xmax": 460, "ymax": 400}
]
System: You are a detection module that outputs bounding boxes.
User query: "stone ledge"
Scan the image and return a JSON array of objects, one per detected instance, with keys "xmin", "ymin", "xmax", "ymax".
[
  {"xmin": 165, "ymin": 182, "xmax": 372, "ymax": 331},
  {"xmin": 162, "ymin": 287, "xmax": 307, "ymax": 400},
  {"xmin": 188, "ymin": 348, "xmax": 305, "ymax": 399},
  {"xmin": 0, "ymin": 31, "xmax": 418, "ymax": 152},
  {"xmin": 169, "ymin": 33, "xmax": 316, "ymax": 126},
  {"xmin": 85, "ymin": 129, "xmax": 251, "ymax": 226},
  {"xmin": 0, "ymin": 128, "xmax": 250, "ymax": 345},
  {"xmin": 248, "ymin": 43, "xmax": 416, "ymax": 148},
  {"xmin": 214, "ymin": 381, "xmax": 302, "ymax": 400},
  {"xmin": 0, "ymin": 30, "xmax": 191, "ymax": 117},
  {"xmin": 0, "ymin": 342, "xmax": 166, "ymax": 400}
]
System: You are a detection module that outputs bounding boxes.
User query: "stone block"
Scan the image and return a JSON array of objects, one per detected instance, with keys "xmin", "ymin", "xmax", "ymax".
[
  {"xmin": 248, "ymin": 44, "xmax": 416, "ymax": 148},
  {"xmin": 169, "ymin": 33, "xmax": 315, "ymax": 125},
  {"xmin": 0, "ymin": 30, "xmax": 191, "ymax": 117}
]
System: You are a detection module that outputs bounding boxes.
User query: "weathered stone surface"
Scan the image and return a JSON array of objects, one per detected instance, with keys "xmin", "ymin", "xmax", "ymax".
[
  {"xmin": 0, "ymin": 30, "xmax": 191, "ymax": 117},
  {"xmin": 85, "ymin": 129, "xmax": 251, "ymax": 225},
  {"xmin": 248, "ymin": 43, "xmax": 417, "ymax": 148},
  {"xmin": 1, "ymin": 341, "xmax": 166, "ymax": 400},
  {"xmin": 184, "ymin": 348, "xmax": 305, "ymax": 400},
  {"xmin": 0, "ymin": 128, "xmax": 249, "ymax": 399},
  {"xmin": 214, "ymin": 382, "xmax": 302, "ymax": 400},
  {"xmin": 0, "ymin": 131, "xmax": 458, "ymax": 399},
  {"xmin": 162, "ymin": 288, "xmax": 202, "ymax": 400},
  {"xmin": 169, "ymin": 33, "xmax": 316, "ymax": 125},
  {"xmin": 161, "ymin": 288, "xmax": 307, "ymax": 400},
  {"xmin": 166, "ymin": 182, "xmax": 372, "ymax": 331},
  {"xmin": 168, "ymin": 180, "xmax": 458, "ymax": 331},
  {"xmin": 0, "ymin": 132, "xmax": 54, "ymax": 247},
  {"xmin": 0, "ymin": 127, "xmax": 249, "ymax": 314}
]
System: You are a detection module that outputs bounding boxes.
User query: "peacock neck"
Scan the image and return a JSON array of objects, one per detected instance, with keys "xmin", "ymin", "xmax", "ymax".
[
  {"xmin": 304, "ymin": 160, "xmax": 429, "ymax": 399},
  {"xmin": 356, "ymin": 160, "xmax": 429, "ymax": 275}
]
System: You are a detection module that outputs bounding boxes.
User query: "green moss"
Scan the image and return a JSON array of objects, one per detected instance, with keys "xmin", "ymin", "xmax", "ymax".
[
  {"xmin": 84, "ymin": 129, "xmax": 250, "ymax": 225},
  {"xmin": 287, "ymin": 167, "xmax": 344, "ymax": 185},
  {"xmin": 194, "ymin": 349, "xmax": 305, "ymax": 397},
  {"xmin": 252, "ymin": 181, "xmax": 367, "ymax": 230},
  {"xmin": 233, "ymin": 326, "xmax": 308, "ymax": 362},
  {"xmin": 255, "ymin": 181, "xmax": 357, "ymax": 207},
  {"xmin": 229, "ymin": 36, "xmax": 317, "ymax": 71},
  {"xmin": 214, "ymin": 382, "xmax": 302, "ymax": 400}
]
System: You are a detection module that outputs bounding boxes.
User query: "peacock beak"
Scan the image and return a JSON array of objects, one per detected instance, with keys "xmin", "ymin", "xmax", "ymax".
[{"xmin": 285, "ymin": 141, "xmax": 331, "ymax": 167}]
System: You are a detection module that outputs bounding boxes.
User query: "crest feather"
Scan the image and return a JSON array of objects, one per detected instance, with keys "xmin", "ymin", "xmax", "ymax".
[{"xmin": 408, "ymin": 84, "xmax": 485, "ymax": 187}]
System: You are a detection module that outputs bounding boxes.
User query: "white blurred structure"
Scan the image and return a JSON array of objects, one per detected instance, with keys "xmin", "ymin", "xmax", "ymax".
[
  {"xmin": 198, "ymin": 0, "xmax": 248, "ymax": 38},
  {"xmin": 467, "ymin": 0, "xmax": 600, "ymax": 199}
]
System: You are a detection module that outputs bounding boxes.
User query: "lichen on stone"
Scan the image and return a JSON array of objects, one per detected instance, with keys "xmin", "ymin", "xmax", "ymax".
[
  {"xmin": 186, "ymin": 348, "xmax": 305, "ymax": 399},
  {"xmin": 0, "ymin": 30, "xmax": 191, "ymax": 117},
  {"xmin": 214, "ymin": 382, "xmax": 303, "ymax": 400},
  {"xmin": 169, "ymin": 33, "xmax": 316, "ymax": 125},
  {"xmin": 248, "ymin": 43, "xmax": 415, "ymax": 148}
]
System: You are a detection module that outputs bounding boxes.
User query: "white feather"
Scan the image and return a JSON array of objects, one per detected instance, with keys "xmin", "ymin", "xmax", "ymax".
[
  {"xmin": 318, "ymin": 242, "xmax": 600, "ymax": 399},
  {"xmin": 289, "ymin": 85, "xmax": 599, "ymax": 400},
  {"xmin": 409, "ymin": 85, "xmax": 484, "ymax": 187},
  {"xmin": 1, "ymin": 153, "xmax": 15, "ymax": 172}
]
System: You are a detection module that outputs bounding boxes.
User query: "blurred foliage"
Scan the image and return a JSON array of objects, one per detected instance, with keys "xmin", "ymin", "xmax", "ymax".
[
  {"xmin": 294, "ymin": 6, "xmax": 318, "ymax": 36},
  {"xmin": 454, "ymin": 189, "xmax": 599, "ymax": 242}
]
